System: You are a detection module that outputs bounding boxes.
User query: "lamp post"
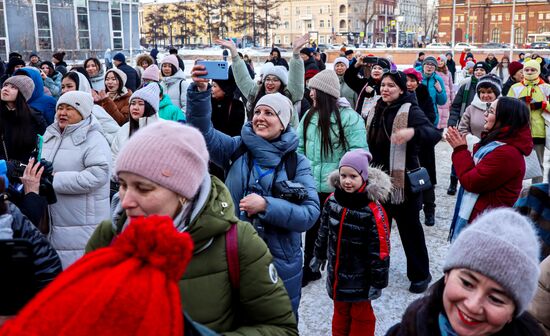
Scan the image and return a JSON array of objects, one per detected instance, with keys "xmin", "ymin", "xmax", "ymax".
[
  {"xmin": 451, "ymin": 0, "xmax": 456, "ymax": 53},
  {"xmin": 396, "ymin": 15, "xmax": 403, "ymax": 48},
  {"xmin": 509, "ymin": 0, "xmax": 516, "ymax": 59}
]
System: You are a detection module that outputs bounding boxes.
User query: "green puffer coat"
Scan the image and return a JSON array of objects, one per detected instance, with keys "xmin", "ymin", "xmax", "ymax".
[
  {"xmin": 297, "ymin": 106, "xmax": 369, "ymax": 193},
  {"xmin": 86, "ymin": 176, "xmax": 298, "ymax": 336}
]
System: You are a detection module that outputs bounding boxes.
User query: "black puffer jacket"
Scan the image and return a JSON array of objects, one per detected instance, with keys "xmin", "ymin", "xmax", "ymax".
[
  {"xmin": 344, "ymin": 65, "xmax": 381, "ymax": 112},
  {"xmin": 313, "ymin": 167, "xmax": 392, "ymax": 302}
]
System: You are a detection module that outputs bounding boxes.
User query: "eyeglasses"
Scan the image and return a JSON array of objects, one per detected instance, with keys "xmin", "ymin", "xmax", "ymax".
[
  {"xmin": 382, "ymin": 69, "xmax": 399, "ymax": 74},
  {"xmin": 484, "ymin": 107, "xmax": 496, "ymax": 115},
  {"xmin": 264, "ymin": 77, "xmax": 281, "ymax": 84}
]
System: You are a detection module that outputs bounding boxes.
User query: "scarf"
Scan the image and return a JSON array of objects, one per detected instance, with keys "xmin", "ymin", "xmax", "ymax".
[
  {"xmin": 366, "ymin": 102, "xmax": 410, "ymax": 204},
  {"xmin": 438, "ymin": 313, "xmax": 458, "ymax": 336},
  {"xmin": 521, "ymin": 78, "xmax": 545, "ymax": 105},
  {"xmin": 449, "ymin": 140, "xmax": 505, "ymax": 241}
]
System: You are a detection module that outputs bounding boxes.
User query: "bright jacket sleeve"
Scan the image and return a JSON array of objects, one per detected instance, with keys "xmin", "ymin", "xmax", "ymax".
[
  {"xmin": 342, "ymin": 107, "xmax": 369, "ymax": 151},
  {"xmin": 43, "ymin": 76, "xmax": 61, "ymax": 98},
  {"xmin": 528, "ymin": 255, "xmax": 550, "ymax": 334},
  {"xmin": 459, "ymin": 51, "xmax": 467, "ymax": 68},
  {"xmin": 286, "ymin": 54, "xmax": 305, "ymax": 104},
  {"xmin": 225, "ymin": 222, "xmax": 298, "ymax": 336},
  {"xmin": 232, "ymin": 55, "xmax": 260, "ymax": 100},
  {"xmin": 258, "ymin": 154, "xmax": 320, "ymax": 232},
  {"xmin": 367, "ymin": 202, "xmax": 390, "ymax": 290},
  {"xmin": 99, "ymin": 97, "xmax": 128, "ymax": 125},
  {"xmin": 186, "ymin": 83, "xmax": 240, "ymax": 168},
  {"xmin": 435, "ymin": 75, "xmax": 447, "ymax": 106},
  {"xmin": 452, "ymin": 145, "xmax": 524, "ymax": 194}
]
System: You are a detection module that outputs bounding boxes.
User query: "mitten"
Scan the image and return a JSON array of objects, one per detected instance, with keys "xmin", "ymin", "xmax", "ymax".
[
  {"xmin": 309, "ymin": 257, "xmax": 326, "ymax": 273},
  {"xmin": 530, "ymin": 102, "xmax": 544, "ymax": 110}
]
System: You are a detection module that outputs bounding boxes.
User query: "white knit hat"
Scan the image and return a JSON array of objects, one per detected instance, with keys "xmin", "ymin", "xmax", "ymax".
[
  {"xmin": 262, "ymin": 63, "xmax": 288, "ymax": 86},
  {"xmin": 334, "ymin": 57, "xmax": 349, "ymax": 68},
  {"xmin": 130, "ymin": 84, "xmax": 160, "ymax": 114},
  {"xmin": 56, "ymin": 91, "xmax": 94, "ymax": 119},
  {"xmin": 105, "ymin": 68, "xmax": 127, "ymax": 88},
  {"xmin": 308, "ymin": 69, "xmax": 341, "ymax": 99},
  {"xmin": 255, "ymin": 93, "xmax": 293, "ymax": 129}
]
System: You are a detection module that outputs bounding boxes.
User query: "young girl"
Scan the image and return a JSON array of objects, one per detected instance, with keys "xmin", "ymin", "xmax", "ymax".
[{"xmin": 311, "ymin": 149, "xmax": 391, "ymax": 336}]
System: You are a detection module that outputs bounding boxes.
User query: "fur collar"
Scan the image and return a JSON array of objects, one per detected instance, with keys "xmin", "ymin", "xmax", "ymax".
[{"xmin": 327, "ymin": 166, "xmax": 392, "ymax": 203}]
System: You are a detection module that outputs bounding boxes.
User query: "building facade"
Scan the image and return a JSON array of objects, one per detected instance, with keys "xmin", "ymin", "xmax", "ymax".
[
  {"xmin": 437, "ymin": 0, "xmax": 550, "ymax": 46},
  {"xmin": 2, "ymin": 0, "xmax": 139, "ymax": 60}
]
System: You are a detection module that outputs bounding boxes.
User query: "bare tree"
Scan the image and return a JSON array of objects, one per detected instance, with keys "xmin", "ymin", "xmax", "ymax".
[
  {"xmin": 255, "ymin": 0, "xmax": 281, "ymax": 46},
  {"xmin": 359, "ymin": 0, "xmax": 376, "ymax": 44}
]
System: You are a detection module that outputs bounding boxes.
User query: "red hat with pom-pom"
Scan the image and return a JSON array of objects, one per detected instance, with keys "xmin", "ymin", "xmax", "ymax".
[{"xmin": 0, "ymin": 215, "xmax": 194, "ymax": 336}]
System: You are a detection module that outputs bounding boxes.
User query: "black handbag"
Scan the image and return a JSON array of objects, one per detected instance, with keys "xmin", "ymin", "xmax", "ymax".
[{"xmin": 407, "ymin": 167, "xmax": 432, "ymax": 193}]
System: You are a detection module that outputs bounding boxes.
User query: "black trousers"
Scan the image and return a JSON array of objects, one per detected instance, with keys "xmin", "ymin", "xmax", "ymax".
[
  {"xmin": 303, "ymin": 192, "xmax": 331, "ymax": 269},
  {"xmin": 422, "ymin": 186, "xmax": 436, "ymax": 213},
  {"xmin": 384, "ymin": 194, "xmax": 431, "ymax": 283}
]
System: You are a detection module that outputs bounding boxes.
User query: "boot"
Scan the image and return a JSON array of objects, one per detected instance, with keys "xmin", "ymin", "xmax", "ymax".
[
  {"xmin": 424, "ymin": 209, "xmax": 435, "ymax": 227},
  {"xmin": 447, "ymin": 176, "xmax": 458, "ymax": 195},
  {"xmin": 301, "ymin": 266, "xmax": 321, "ymax": 287}
]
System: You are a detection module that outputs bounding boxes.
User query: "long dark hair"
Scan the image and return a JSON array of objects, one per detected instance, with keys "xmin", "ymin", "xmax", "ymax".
[
  {"xmin": 302, "ymin": 90, "xmax": 349, "ymax": 158},
  {"xmin": 106, "ymin": 70, "xmax": 124, "ymax": 95},
  {"xmin": 62, "ymin": 71, "xmax": 80, "ymax": 90},
  {"xmin": 129, "ymin": 100, "xmax": 156, "ymax": 137},
  {"xmin": 0, "ymin": 92, "xmax": 37, "ymax": 158},
  {"xmin": 392, "ymin": 276, "xmax": 545, "ymax": 336},
  {"xmin": 251, "ymin": 79, "xmax": 286, "ymax": 114},
  {"xmin": 84, "ymin": 57, "xmax": 102, "ymax": 75},
  {"xmin": 479, "ymin": 96, "xmax": 530, "ymax": 147}
]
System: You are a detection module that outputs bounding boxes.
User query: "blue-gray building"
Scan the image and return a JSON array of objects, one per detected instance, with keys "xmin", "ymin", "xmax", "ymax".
[{"xmin": 1, "ymin": 0, "xmax": 139, "ymax": 60}]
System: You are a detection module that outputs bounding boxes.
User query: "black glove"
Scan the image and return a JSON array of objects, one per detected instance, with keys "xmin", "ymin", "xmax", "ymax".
[
  {"xmin": 368, "ymin": 287, "xmax": 382, "ymax": 300},
  {"xmin": 518, "ymin": 96, "xmax": 528, "ymax": 102},
  {"xmin": 309, "ymin": 257, "xmax": 326, "ymax": 273},
  {"xmin": 530, "ymin": 102, "xmax": 544, "ymax": 110}
]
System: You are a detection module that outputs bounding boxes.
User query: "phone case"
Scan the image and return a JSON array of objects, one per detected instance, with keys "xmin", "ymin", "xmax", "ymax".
[{"xmin": 197, "ymin": 61, "xmax": 229, "ymax": 80}]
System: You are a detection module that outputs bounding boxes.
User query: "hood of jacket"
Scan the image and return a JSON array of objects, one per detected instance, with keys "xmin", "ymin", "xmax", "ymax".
[
  {"xmin": 137, "ymin": 113, "xmax": 159, "ymax": 127},
  {"xmin": 17, "ymin": 67, "xmax": 45, "ymax": 103},
  {"xmin": 470, "ymin": 94, "xmax": 494, "ymax": 111},
  {"xmin": 480, "ymin": 124, "xmax": 534, "ymax": 156},
  {"xmin": 327, "ymin": 166, "xmax": 392, "ymax": 203},
  {"xmin": 75, "ymin": 71, "xmax": 92, "ymax": 93},
  {"xmin": 240, "ymin": 122, "xmax": 299, "ymax": 167},
  {"xmin": 44, "ymin": 115, "xmax": 103, "ymax": 146},
  {"xmin": 159, "ymin": 93, "xmax": 174, "ymax": 109},
  {"xmin": 163, "ymin": 69, "xmax": 186, "ymax": 84}
]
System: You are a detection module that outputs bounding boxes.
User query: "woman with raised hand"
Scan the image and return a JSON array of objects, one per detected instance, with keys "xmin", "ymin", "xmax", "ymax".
[{"xmin": 93, "ymin": 68, "xmax": 132, "ymax": 126}]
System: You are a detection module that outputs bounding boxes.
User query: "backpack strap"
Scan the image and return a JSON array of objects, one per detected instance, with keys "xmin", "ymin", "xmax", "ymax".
[
  {"xmin": 225, "ymin": 222, "xmax": 240, "ymax": 291},
  {"xmin": 284, "ymin": 151, "xmax": 298, "ymax": 181}
]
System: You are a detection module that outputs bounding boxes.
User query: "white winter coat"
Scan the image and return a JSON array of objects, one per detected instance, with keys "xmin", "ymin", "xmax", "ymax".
[
  {"xmin": 161, "ymin": 69, "xmax": 188, "ymax": 112},
  {"xmin": 42, "ymin": 116, "xmax": 111, "ymax": 269},
  {"xmin": 110, "ymin": 114, "xmax": 160, "ymax": 172}
]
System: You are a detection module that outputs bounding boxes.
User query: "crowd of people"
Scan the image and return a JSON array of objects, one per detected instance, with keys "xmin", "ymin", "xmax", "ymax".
[{"xmin": 0, "ymin": 39, "xmax": 550, "ymax": 336}]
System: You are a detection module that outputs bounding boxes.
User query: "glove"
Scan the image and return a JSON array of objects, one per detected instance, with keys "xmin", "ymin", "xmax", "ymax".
[
  {"xmin": 368, "ymin": 287, "xmax": 382, "ymax": 301},
  {"xmin": 530, "ymin": 102, "xmax": 544, "ymax": 110},
  {"xmin": 309, "ymin": 257, "xmax": 326, "ymax": 273}
]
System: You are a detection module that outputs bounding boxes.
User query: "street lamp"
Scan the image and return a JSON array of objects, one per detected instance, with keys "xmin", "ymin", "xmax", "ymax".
[{"xmin": 395, "ymin": 15, "xmax": 404, "ymax": 48}]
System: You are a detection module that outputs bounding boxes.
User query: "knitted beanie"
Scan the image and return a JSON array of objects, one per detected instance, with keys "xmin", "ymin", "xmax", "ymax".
[
  {"xmin": 262, "ymin": 63, "xmax": 288, "ymax": 86},
  {"xmin": 466, "ymin": 52, "xmax": 474, "ymax": 60},
  {"xmin": 304, "ymin": 69, "xmax": 319, "ymax": 81},
  {"xmin": 160, "ymin": 55, "xmax": 179, "ymax": 70},
  {"xmin": 116, "ymin": 122, "xmax": 209, "ymax": 199},
  {"xmin": 403, "ymin": 68, "xmax": 423, "ymax": 83},
  {"xmin": 443, "ymin": 208, "xmax": 540, "ymax": 316},
  {"xmin": 476, "ymin": 74, "xmax": 502, "ymax": 97},
  {"xmin": 508, "ymin": 61, "xmax": 523, "ymax": 78},
  {"xmin": 464, "ymin": 61, "xmax": 476, "ymax": 70},
  {"xmin": 113, "ymin": 52, "xmax": 126, "ymax": 63},
  {"xmin": 376, "ymin": 57, "xmax": 391, "ymax": 70},
  {"xmin": 105, "ymin": 68, "xmax": 128, "ymax": 88},
  {"xmin": 142, "ymin": 64, "xmax": 160, "ymax": 82},
  {"xmin": 339, "ymin": 149, "xmax": 373, "ymax": 183},
  {"xmin": 56, "ymin": 91, "xmax": 94, "ymax": 119},
  {"xmin": 473, "ymin": 61, "xmax": 490, "ymax": 73},
  {"xmin": 344, "ymin": 50, "xmax": 354, "ymax": 56},
  {"xmin": 255, "ymin": 93, "xmax": 293, "ymax": 130},
  {"xmin": 299, "ymin": 47, "xmax": 313, "ymax": 56},
  {"xmin": 437, "ymin": 54, "xmax": 447, "ymax": 63},
  {"xmin": 0, "ymin": 215, "xmax": 193, "ymax": 336},
  {"xmin": 334, "ymin": 57, "xmax": 349, "ymax": 68},
  {"xmin": 308, "ymin": 69, "xmax": 341, "ymax": 99},
  {"xmin": 130, "ymin": 84, "xmax": 160, "ymax": 114},
  {"xmin": 4, "ymin": 76, "xmax": 35, "ymax": 101},
  {"xmin": 52, "ymin": 52, "xmax": 65, "ymax": 62},
  {"xmin": 422, "ymin": 56, "xmax": 438, "ymax": 67}
]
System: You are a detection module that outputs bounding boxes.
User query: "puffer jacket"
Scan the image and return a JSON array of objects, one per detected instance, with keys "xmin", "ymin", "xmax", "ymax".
[
  {"xmin": 186, "ymin": 85, "xmax": 320, "ymax": 315},
  {"xmin": 86, "ymin": 175, "xmax": 298, "ymax": 336},
  {"xmin": 297, "ymin": 106, "xmax": 368, "ymax": 193},
  {"xmin": 448, "ymin": 76, "xmax": 478, "ymax": 127},
  {"xmin": 42, "ymin": 116, "xmax": 111, "ymax": 268},
  {"xmin": 110, "ymin": 114, "xmax": 160, "ymax": 171},
  {"xmin": 530, "ymin": 255, "xmax": 550, "ymax": 336},
  {"xmin": 161, "ymin": 69, "xmax": 188, "ymax": 111},
  {"xmin": 98, "ymin": 91, "xmax": 131, "ymax": 126},
  {"xmin": 314, "ymin": 168, "xmax": 391, "ymax": 302},
  {"xmin": 344, "ymin": 65, "xmax": 382, "ymax": 112},
  {"xmin": 17, "ymin": 67, "xmax": 56, "ymax": 125},
  {"xmin": 43, "ymin": 71, "xmax": 62, "ymax": 99},
  {"xmin": 74, "ymin": 71, "xmax": 120, "ymax": 145},
  {"xmin": 422, "ymin": 72, "xmax": 447, "ymax": 127},
  {"xmin": 338, "ymin": 74, "xmax": 358, "ymax": 108},
  {"xmin": 458, "ymin": 95, "xmax": 492, "ymax": 138},
  {"xmin": 508, "ymin": 79, "xmax": 550, "ymax": 138},
  {"xmin": 159, "ymin": 93, "xmax": 186, "ymax": 122},
  {"xmin": 436, "ymin": 70, "xmax": 454, "ymax": 129}
]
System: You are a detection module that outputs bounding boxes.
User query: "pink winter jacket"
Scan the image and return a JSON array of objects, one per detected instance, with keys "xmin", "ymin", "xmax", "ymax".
[{"xmin": 436, "ymin": 70, "xmax": 455, "ymax": 129}]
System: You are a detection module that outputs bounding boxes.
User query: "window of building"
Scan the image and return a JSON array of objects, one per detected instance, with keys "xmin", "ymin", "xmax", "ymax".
[
  {"xmin": 284, "ymin": 21, "xmax": 289, "ymax": 29},
  {"xmin": 319, "ymin": 35, "xmax": 325, "ymax": 43},
  {"xmin": 491, "ymin": 28, "xmax": 500, "ymax": 42},
  {"xmin": 339, "ymin": 19, "xmax": 346, "ymax": 30},
  {"xmin": 0, "ymin": 0, "xmax": 6, "ymax": 39},
  {"xmin": 540, "ymin": 27, "xmax": 548, "ymax": 33},
  {"xmin": 319, "ymin": 7, "xmax": 323, "ymax": 14},
  {"xmin": 514, "ymin": 14, "xmax": 518, "ymax": 20},
  {"xmin": 521, "ymin": 14, "xmax": 525, "ymax": 20},
  {"xmin": 284, "ymin": 36, "xmax": 289, "ymax": 44},
  {"xmin": 306, "ymin": 6, "xmax": 311, "ymax": 15},
  {"xmin": 35, "ymin": 0, "xmax": 52, "ymax": 50},
  {"xmin": 460, "ymin": 16, "xmax": 464, "ymax": 22},
  {"xmin": 498, "ymin": 14, "xmax": 502, "ymax": 21},
  {"xmin": 514, "ymin": 27, "xmax": 524, "ymax": 46},
  {"xmin": 75, "ymin": 0, "xmax": 90, "ymax": 49},
  {"xmin": 283, "ymin": 7, "xmax": 288, "ymax": 15},
  {"xmin": 539, "ymin": 13, "xmax": 544, "ymax": 20},
  {"xmin": 320, "ymin": 19, "xmax": 324, "ymax": 28},
  {"xmin": 339, "ymin": 4, "xmax": 345, "ymax": 14},
  {"xmin": 295, "ymin": 7, "xmax": 300, "ymax": 15},
  {"xmin": 111, "ymin": 2, "xmax": 123, "ymax": 49},
  {"xmin": 491, "ymin": 15, "xmax": 495, "ymax": 21},
  {"xmin": 546, "ymin": 13, "xmax": 550, "ymax": 19},
  {"xmin": 306, "ymin": 20, "xmax": 312, "ymax": 29}
]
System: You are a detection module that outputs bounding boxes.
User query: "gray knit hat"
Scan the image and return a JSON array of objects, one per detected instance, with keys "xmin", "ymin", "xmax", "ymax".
[
  {"xmin": 255, "ymin": 93, "xmax": 293, "ymax": 130},
  {"xmin": 308, "ymin": 69, "xmax": 340, "ymax": 99},
  {"xmin": 443, "ymin": 208, "xmax": 540, "ymax": 315},
  {"xmin": 422, "ymin": 56, "xmax": 438, "ymax": 67},
  {"xmin": 4, "ymin": 76, "xmax": 35, "ymax": 101},
  {"xmin": 476, "ymin": 73, "xmax": 502, "ymax": 97},
  {"xmin": 130, "ymin": 83, "xmax": 160, "ymax": 114},
  {"xmin": 56, "ymin": 91, "xmax": 94, "ymax": 119}
]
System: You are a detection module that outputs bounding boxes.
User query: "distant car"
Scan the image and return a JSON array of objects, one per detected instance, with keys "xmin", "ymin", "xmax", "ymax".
[
  {"xmin": 427, "ymin": 43, "xmax": 448, "ymax": 49},
  {"xmin": 454, "ymin": 42, "xmax": 476, "ymax": 50},
  {"xmin": 482, "ymin": 42, "xmax": 506, "ymax": 49},
  {"xmin": 374, "ymin": 42, "xmax": 386, "ymax": 48},
  {"xmin": 317, "ymin": 44, "xmax": 334, "ymax": 51},
  {"xmin": 531, "ymin": 42, "xmax": 550, "ymax": 49}
]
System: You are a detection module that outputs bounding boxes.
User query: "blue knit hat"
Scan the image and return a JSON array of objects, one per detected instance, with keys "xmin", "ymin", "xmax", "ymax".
[{"xmin": 113, "ymin": 53, "xmax": 126, "ymax": 63}]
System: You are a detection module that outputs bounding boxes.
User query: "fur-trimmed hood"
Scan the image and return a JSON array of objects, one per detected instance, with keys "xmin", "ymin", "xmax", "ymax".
[{"xmin": 327, "ymin": 166, "xmax": 392, "ymax": 203}]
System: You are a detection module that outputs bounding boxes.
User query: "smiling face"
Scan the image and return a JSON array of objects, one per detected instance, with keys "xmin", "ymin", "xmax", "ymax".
[
  {"xmin": 85, "ymin": 61, "xmax": 99, "ymax": 77},
  {"xmin": 478, "ymin": 87, "xmax": 497, "ymax": 103},
  {"xmin": 474, "ymin": 68, "xmax": 487, "ymax": 79},
  {"xmin": 56, "ymin": 104, "xmax": 83, "ymax": 131},
  {"xmin": 371, "ymin": 65, "xmax": 384, "ymax": 80},
  {"xmin": 40, "ymin": 64, "xmax": 51, "ymax": 76},
  {"xmin": 423, "ymin": 63, "xmax": 436, "ymax": 75},
  {"xmin": 263, "ymin": 75, "xmax": 282, "ymax": 94},
  {"xmin": 484, "ymin": 99, "xmax": 498, "ymax": 131},
  {"xmin": 61, "ymin": 77, "xmax": 78, "ymax": 94},
  {"xmin": 118, "ymin": 172, "xmax": 181, "ymax": 220},
  {"xmin": 339, "ymin": 166, "xmax": 364, "ymax": 193},
  {"xmin": 104, "ymin": 72, "xmax": 120, "ymax": 93},
  {"xmin": 129, "ymin": 98, "xmax": 145, "ymax": 121},
  {"xmin": 252, "ymin": 105, "xmax": 283, "ymax": 141},
  {"xmin": 380, "ymin": 76, "xmax": 403, "ymax": 103},
  {"xmin": 443, "ymin": 269, "xmax": 515, "ymax": 336},
  {"xmin": 161, "ymin": 63, "xmax": 173, "ymax": 77},
  {"xmin": 334, "ymin": 63, "xmax": 347, "ymax": 76},
  {"xmin": 1, "ymin": 83, "xmax": 19, "ymax": 103}
]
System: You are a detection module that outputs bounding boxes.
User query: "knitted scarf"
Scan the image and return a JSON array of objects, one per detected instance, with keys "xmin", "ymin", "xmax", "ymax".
[
  {"xmin": 521, "ymin": 78, "xmax": 545, "ymax": 105},
  {"xmin": 366, "ymin": 102, "xmax": 410, "ymax": 204}
]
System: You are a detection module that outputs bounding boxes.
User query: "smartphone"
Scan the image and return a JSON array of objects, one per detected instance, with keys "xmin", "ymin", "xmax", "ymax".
[
  {"xmin": 196, "ymin": 60, "xmax": 229, "ymax": 80},
  {"xmin": 364, "ymin": 56, "xmax": 378, "ymax": 64},
  {"xmin": 29, "ymin": 135, "xmax": 43, "ymax": 162}
]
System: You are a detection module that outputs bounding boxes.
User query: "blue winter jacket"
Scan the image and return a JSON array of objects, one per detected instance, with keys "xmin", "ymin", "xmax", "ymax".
[
  {"xmin": 17, "ymin": 67, "xmax": 56, "ymax": 125},
  {"xmin": 186, "ymin": 84, "xmax": 320, "ymax": 315},
  {"xmin": 421, "ymin": 72, "xmax": 447, "ymax": 127}
]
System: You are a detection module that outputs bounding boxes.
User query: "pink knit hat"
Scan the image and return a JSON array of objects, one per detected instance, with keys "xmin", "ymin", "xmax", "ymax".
[
  {"xmin": 116, "ymin": 122, "xmax": 209, "ymax": 199},
  {"xmin": 142, "ymin": 64, "xmax": 160, "ymax": 82},
  {"xmin": 160, "ymin": 55, "xmax": 180, "ymax": 70}
]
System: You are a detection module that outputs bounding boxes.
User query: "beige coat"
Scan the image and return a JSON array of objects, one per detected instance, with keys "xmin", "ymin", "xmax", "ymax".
[{"xmin": 529, "ymin": 255, "xmax": 550, "ymax": 335}]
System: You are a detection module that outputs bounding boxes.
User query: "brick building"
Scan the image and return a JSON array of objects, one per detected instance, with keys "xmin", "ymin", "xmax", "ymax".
[{"xmin": 437, "ymin": 0, "xmax": 550, "ymax": 46}]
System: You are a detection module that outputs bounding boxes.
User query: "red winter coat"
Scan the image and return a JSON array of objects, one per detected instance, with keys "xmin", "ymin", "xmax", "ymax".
[{"xmin": 452, "ymin": 125, "xmax": 533, "ymax": 222}]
